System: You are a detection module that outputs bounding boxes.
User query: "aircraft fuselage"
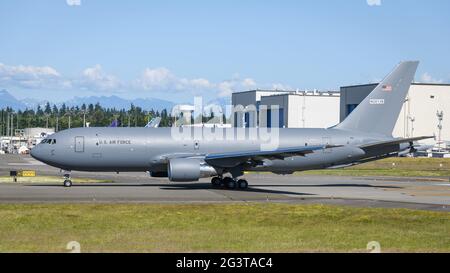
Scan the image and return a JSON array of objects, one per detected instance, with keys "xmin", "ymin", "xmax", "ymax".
[{"xmin": 31, "ymin": 127, "xmax": 397, "ymax": 174}]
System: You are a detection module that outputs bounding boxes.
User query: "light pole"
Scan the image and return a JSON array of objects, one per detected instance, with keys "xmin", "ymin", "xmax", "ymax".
[
  {"xmin": 436, "ymin": 111, "xmax": 444, "ymax": 152},
  {"xmin": 82, "ymin": 110, "xmax": 88, "ymax": 128},
  {"xmin": 409, "ymin": 116, "xmax": 415, "ymax": 137},
  {"xmin": 63, "ymin": 112, "xmax": 72, "ymax": 129},
  {"xmin": 44, "ymin": 113, "xmax": 50, "ymax": 129}
]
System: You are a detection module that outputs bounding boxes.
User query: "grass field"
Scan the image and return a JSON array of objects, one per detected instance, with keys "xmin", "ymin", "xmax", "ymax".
[
  {"xmin": 0, "ymin": 203, "xmax": 449, "ymax": 253},
  {"xmin": 300, "ymin": 158, "xmax": 450, "ymax": 177}
]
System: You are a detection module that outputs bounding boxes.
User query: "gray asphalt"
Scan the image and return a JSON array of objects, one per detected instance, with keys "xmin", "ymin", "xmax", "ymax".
[{"xmin": 1, "ymin": 154, "xmax": 450, "ymax": 211}]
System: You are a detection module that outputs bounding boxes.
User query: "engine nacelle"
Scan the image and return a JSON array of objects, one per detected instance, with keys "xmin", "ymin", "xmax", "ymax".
[{"xmin": 168, "ymin": 158, "xmax": 217, "ymax": 182}]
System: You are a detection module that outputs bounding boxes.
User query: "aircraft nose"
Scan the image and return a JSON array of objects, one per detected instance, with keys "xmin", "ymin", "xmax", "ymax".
[{"xmin": 30, "ymin": 146, "xmax": 43, "ymax": 161}]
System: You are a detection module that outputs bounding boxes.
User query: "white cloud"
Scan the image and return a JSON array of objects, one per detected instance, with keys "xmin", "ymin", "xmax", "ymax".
[
  {"xmin": 78, "ymin": 65, "xmax": 121, "ymax": 91},
  {"xmin": 242, "ymin": 78, "xmax": 257, "ymax": 88},
  {"xmin": 217, "ymin": 81, "xmax": 235, "ymax": 98},
  {"xmin": 66, "ymin": 0, "xmax": 81, "ymax": 6},
  {"xmin": 420, "ymin": 72, "xmax": 443, "ymax": 84},
  {"xmin": 135, "ymin": 67, "xmax": 176, "ymax": 90},
  {"xmin": 367, "ymin": 0, "xmax": 382, "ymax": 6},
  {"xmin": 216, "ymin": 78, "xmax": 259, "ymax": 97},
  {"xmin": 134, "ymin": 67, "xmax": 262, "ymax": 98},
  {"xmin": 271, "ymin": 83, "xmax": 293, "ymax": 90},
  {"xmin": 0, "ymin": 63, "xmax": 61, "ymax": 89},
  {"xmin": 0, "ymin": 61, "xmax": 297, "ymax": 98}
]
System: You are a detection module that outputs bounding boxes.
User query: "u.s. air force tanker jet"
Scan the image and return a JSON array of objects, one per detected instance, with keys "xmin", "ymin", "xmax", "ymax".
[{"xmin": 31, "ymin": 61, "xmax": 433, "ymax": 189}]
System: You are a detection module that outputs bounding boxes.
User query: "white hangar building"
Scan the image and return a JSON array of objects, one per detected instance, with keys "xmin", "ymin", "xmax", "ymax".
[{"xmin": 231, "ymin": 90, "xmax": 341, "ymax": 129}]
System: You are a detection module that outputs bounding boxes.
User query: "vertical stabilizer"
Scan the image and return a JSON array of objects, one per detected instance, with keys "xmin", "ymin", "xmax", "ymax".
[{"xmin": 335, "ymin": 61, "xmax": 419, "ymax": 136}]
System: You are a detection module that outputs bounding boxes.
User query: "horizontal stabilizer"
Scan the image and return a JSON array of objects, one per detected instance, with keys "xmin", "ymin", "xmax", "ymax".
[{"xmin": 360, "ymin": 136, "xmax": 434, "ymax": 149}]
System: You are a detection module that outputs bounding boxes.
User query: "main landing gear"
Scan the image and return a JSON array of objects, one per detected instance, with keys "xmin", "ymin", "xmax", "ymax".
[
  {"xmin": 211, "ymin": 177, "xmax": 249, "ymax": 190},
  {"xmin": 63, "ymin": 173, "xmax": 72, "ymax": 187}
]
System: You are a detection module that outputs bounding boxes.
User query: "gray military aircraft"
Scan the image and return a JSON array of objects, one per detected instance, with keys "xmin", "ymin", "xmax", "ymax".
[{"xmin": 31, "ymin": 61, "xmax": 433, "ymax": 189}]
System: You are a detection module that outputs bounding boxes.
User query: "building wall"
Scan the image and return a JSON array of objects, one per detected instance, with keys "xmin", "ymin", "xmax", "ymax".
[
  {"xmin": 233, "ymin": 91, "xmax": 340, "ymax": 129},
  {"xmin": 301, "ymin": 95, "xmax": 340, "ymax": 128},
  {"xmin": 23, "ymin": 128, "xmax": 55, "ymax": 138},
  {"xmin": 340, "ymin": 84, "xmax": 378, "ymax": 122},
  {"xmin": 259, "ymin": 95, "xmax": 289, "ymax": 128},
  {"xmin": 232, "ymin": 90, "xmax": 290, "ymax": 127},
  {"xmin": 393, "ymin": 84, "xmax": 450, "ymax": 144},
  {"xmin": 340, "ymin": 83, "xmax": 450, "ymax": 144}
]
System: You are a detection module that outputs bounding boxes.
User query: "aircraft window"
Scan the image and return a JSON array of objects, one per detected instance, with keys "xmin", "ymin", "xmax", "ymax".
[
  {"xmin": 51, "ymin": 139, "xmax": 56, "ymax": 144},
  {"xmin": 41, "ymin": 139, "xmax": 48, "ymax": 144}
]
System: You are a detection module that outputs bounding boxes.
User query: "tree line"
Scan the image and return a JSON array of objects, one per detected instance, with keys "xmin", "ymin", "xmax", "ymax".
[{"xmin": 0, "ymin": 102, "xmax": 173, "ymax": 136}]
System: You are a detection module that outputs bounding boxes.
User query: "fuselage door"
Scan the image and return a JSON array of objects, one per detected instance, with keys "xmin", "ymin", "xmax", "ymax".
[{"xmin": 75, "ymin": 136, "xmax": 85, "ymax": 153}]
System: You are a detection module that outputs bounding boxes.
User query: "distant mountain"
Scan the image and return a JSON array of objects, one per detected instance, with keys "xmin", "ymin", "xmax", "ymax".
[
  {"xmin": 65, "ymin": 95, "xmax": 175, "ymax": 111},
  {"xmin": 0, "ymin": 89, "xmax": 27, "ymax": 110},
  {"xmin": 0, "ymin": 90, "xmax": 231, "ymax": 113},
  {"xmin": 21, "ymin": 98, "xmax": 49, "ymax": 109},
  {"xmin": 0, "ymin": 90, "xmax": 176, "ymax": 111}
]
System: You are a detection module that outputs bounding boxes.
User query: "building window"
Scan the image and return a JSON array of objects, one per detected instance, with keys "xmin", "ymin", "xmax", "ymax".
[
  {"xmin": 267, "ymin": 108, "xmax": 284, "ymax": 128},
  {"xmin": 244, "ymin": 112, "xmax": 250, "ymax": 128}
]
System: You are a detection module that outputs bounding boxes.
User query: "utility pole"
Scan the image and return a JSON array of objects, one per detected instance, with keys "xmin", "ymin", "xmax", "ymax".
[
  {"xmin": 6, "ymin": 112, "xmax": 9, "ymax": 137},
  {"xmin": 409, "ymin": 116, "xmax": 415, "ymax": 137},
  {"xmin": 10, "ymin": 113, "xmax": 14, "ymax": 137},
  {"xmin": 10, "ymin": 113, "xmax": 14, "ymax": 154},
  {"xmin": 44, "ymin": 114, "xmax": 50, "ymax": 129},
  {"xmin": 63, "ymin": 111, "xmax": 72, "ymax": 129},
  {"xmin": 437, "ymin": 111, "xmax": 444, "ymax": 152},
  {"xmin": 82, "ymin": 111, "xmax": 87, "ymax": 128}
]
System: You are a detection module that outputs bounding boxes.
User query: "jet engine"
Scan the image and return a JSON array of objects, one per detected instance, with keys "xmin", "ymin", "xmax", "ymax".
[{"xmin": 168, "ymin": 158, "xmax": 217, "ymax": 182}]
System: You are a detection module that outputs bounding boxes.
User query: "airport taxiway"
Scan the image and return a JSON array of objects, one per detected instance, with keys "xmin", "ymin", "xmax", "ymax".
[{"xmin": 1, "ymin": 154, "xmax": 449, "ymax": 211}]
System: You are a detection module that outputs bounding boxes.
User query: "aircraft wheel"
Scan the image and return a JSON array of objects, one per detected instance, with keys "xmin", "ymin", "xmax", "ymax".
[
  {"xmin": 237, "ymin": 179, "xmax": 249, "ymax": 190},
  {"xmin": 63, "ymin": 180, "xmax": 72, "ymax": 188},
  {"xmin": 211, "ymin": 177, "xmax": 222, "ymax": 187},
  {"xmin": 224, "ymin": 177, "xmax": 236, "ymax": 189}
]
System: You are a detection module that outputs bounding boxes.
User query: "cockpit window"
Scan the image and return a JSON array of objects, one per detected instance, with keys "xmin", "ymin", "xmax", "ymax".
[{"xmin": 41, "ymin": 139, "xmax": 56, "ymax": 144}]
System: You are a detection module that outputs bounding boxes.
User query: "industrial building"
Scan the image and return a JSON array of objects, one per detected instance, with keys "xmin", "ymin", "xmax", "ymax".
[
  {"xmin": 340, "ymin": 83, "xmax": 450, "ymax": 147},
  {"xmin": 0, "ymin": 127, "xmax": 54, "ymax": 154},
  {"xmin": 232, "ymin": 90, "xmax": 340, "ymax": 128}
]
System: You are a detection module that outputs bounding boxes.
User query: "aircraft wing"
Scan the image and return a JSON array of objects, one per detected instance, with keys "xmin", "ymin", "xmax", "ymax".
[
  {"xmin": 359, "ymin": 136, "xmax": 434, "ymax": 149},
  {"xmin": 204, "ymin": 145, "xmax": 335, "ymax": 168}
]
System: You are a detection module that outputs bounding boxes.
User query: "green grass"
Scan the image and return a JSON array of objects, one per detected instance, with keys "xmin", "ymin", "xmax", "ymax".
[
  {"xmin": 0, "ymin": 203, "xmax": 449, "ymax": 253},
  {"xmin": 0, "ymin": 176, "xmax": 112, "ymax": 184},
  {"xmin": 299, "ymin": 158, "xmax": 450, "ymax": 177}
]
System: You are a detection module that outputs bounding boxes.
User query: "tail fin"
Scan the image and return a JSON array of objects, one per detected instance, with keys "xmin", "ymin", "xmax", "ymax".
[{"xmin": 335, "ymin": 61, "xmax": 419, "ymax": 136}]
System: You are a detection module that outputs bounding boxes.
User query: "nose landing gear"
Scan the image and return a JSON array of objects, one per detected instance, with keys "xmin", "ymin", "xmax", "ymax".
[{"xmin": 211, "ymin": 177, "xmax": 249, "ymax": 190}]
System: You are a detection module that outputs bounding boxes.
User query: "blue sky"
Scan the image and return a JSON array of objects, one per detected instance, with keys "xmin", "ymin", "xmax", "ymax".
[{"xmin": 0, "ymin": 0, "xmax": 449, "ymax": 103}]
